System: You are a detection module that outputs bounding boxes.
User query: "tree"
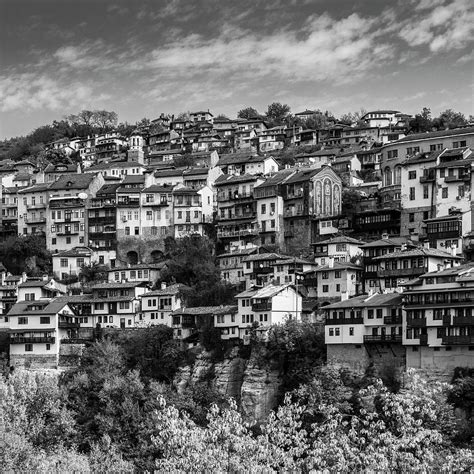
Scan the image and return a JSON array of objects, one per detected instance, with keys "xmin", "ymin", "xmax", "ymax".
[
  {"xmin": 266, "ymin": 102, "xmax": 291, "ymax": 127},
  {"xmin": 79, "ymin": 263, "xmax": 108, "ymax": 283},
  {"xmin": 409, "ymin": 107, "xmax": 433, "ymax": 133},
  {"xmin": 92, "ymin": 110, "xmax": 118, "ymax": 131},
  {"xmin": 160, "ymin": 236, "xmax": 236, "ymax": 306},
  {"xmin": 433, "ymin": 109, "xmax": 468, "ymax": 130},
  {"xmin": 339, "ymin": 108, "xmax": 367, "ymax": 127},
  {"xmin": 237, "ymin": 107, "xmax": 261, "ymax": 120},
  {"xmin": 215, "ymin": 114, "xmax": 230, "ymax": 120}
]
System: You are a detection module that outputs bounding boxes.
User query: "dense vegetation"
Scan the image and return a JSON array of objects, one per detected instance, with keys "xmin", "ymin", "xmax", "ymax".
[{"xmin": 0, "ymin": 322, "xmax": 472, "ymax": 472}]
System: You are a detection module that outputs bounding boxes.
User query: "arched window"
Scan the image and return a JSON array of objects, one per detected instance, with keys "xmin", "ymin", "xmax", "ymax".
[
  {"xmin": 394, "ymin": 166, "xmax": 402, "ymax": 185},
  {"xmin": 384, "ymin": 167, "xmax": 392, "ymax": 186}
]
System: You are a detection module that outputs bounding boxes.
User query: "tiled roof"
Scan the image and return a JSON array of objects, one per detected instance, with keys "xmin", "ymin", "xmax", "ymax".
[
  {"xmin": 419, "ymin": 263, "xmax": 474, "ymax": 278},
  {"xmin": 236, "ymin": 284, "xmax": 294, "ymax": 299},
  {"xmin": 284, "ymin": 168, "xmax": 320, "ymax": 184},
  {"xmin": 53, "ymin": 247, "xmax": 93, "ymax": 257},
  {"xmin": 87, "ymin": 161, "xmax": 144, "ymax": 171},
  {"xmin": 217, "ymin": 153, "xmax": 263, "ymax": 166},
  {"xmin": 142, "ymin": 184, "xmax": 175, "ymax": 193},
  {"xmin": 373, "ymin": 247, "xmax": 460, "ymax": 260},
  {"xmin": 324, "ymin": 293, "xmax": 402, "ymax": 310},
  {"xmin": 49, "ymin": 173, "xmax": 96, "ymax": 190},
  {"xmin": 315, "ymin": 235, "xmax": 366, "ymax": 245},
  {"xmin": 17, "ymin": 183, "xmax": 52, "ymax": 193},
  {"xmin": 18, "ymin": 279, "xmax": 51, "ymax": 288},
  {"xmin": 96, "ymin": 183, "xmax": 122, "ymax": 195},
  {"xmin": 242, "ymin": 253, "xmax": 285, "ymax": 262},
  {"xmin": 44, "ymin": 163, "xmax": 77, "ymax": 173},
  {"xmin": 107, "ymin": 262, "xmax": 168, "ymax": 271},
  {"xmin": 313, "ymin": 262, "xmax": 362, "ymax": 272},
  {"xmin": 172, "ymin": 305, "xmax": 237, "ymax": 315},
  {"xmin": 89, "ymin": 282, "xmax": 145, "ymax": 289},
  {"xmin": 216, "ymin": 248, "xmax": 258, "ymax": 259},
  {"xmin": 141, "ymin": 283, "xmax": 189, "ymax": 297},
  {"xmin": 254, "ymin": 169, "xmax": 295, "ymax": 187},
  {"xmin": 8, "ymin": 298, "xmax": 71, "ymax": 316},
  {"xmin": 214, "ymin": 173, "xmax": 259, "ymax": 186},
  {"xmin": 360, "ymin": 237, "xmax": 411, "ymax": 248},
  {"xmin": 393, "ymin": 126, "xmax": 474, "ymax": 144}
]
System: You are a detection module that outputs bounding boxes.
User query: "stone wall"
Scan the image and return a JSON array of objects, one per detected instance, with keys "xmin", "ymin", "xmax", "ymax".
[{"xmin": 10, "ymin": 354, "xmax": 58, "ymax": 370}]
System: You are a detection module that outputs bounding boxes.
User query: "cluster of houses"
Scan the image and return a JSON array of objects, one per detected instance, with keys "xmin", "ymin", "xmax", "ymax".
[{"xmin": 1, "ymin": 108, "xmax": 474, "ymax": 375}]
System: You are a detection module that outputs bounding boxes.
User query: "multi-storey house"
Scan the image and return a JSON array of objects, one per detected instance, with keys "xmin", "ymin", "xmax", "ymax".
[
  {"xmin": 52, "ymin": 247, "xmax": 95, "ymax": 280},
  {"xmin": 0, "ymin": 266, "xmax": 19, "ymax": 322},
  {"xmin": 171, "ymin": 305, "xmax": 237, "ymax": 341},
  {"xmin": 379, "ymin": 127, "xmax": 474, "ymax": 209},
  {"xmin": 140, "ymin": 184, "xmax": 174, "ymax": 244},
  {"xmin": 313, "ymin": 259, "xmax": 363, "ymax": 301},
  {"xmin": 17, "ymin": 277, "xmax": 67, "ymax": 301},
  {"xmin": 172, "ymin": 185, "xmax": 213, "ymax": 239},
  {"xmin": 190, "ymin": 110, "xmax": 214, "ymax": 123},
  {"xmin": 94, "ymin": 132, "xmax": 128, "ymax": 162},
  {"xmin": 217, "ymin": 248, "xmax": 258, "ymax": 288},
  {"xmin": 85, "ymin": 161, "xmax": 146, "ymax": 178},
  {"xmin": 17, "ymin": 183, "xmax": 50, "ymax": 236},
  {"xmin": 1, "ymin": 185, "xmax": 19, "ymax": 240},
  {"xmin": 254, "ymin": 169, "xmax": 295, "ymax": 250},
  {"xmin": 46, "ymin": 173, "xmax": 105, "ymax": 253},
  {"xmin": 217, "ymin": 153, "xmax": 278, "ymax": 176},
  {"xmin": 44, "ymin": 163, "xmax": 80, "ymax": 183},
  {"xmin": 257, "ymin": 126, "xmax": 286, "ymax": 152},
  {"xmin": 282, "ymin": 166, "xmax": 342, "ymax": 254},
  {"xmin": 140, "ymin": 283, "xmax": 186, "ymax": 327},
  {"xmin": 107, "ymin": 262, "xmax": 167, "ymax": 284},
  {"xmin": 8, "ymin": 298, "xmax": 78, "ymax": 369},
  {"xmin": 361, "ymin": 110, "xmax": 403, "ymax": 128},
  {"xmin": 215, "ymin": 174, "xmax": 264, "ymax": 252},
  {"xmin": 236, "ymin": 284, "xmax": 302, "ymax": 340},
  {"xmin": 324, "ymin": 293, "xmax": 404, "ymax": 374},
  {"xmin": 183, "ymin": 166, "xmax": 223, "ymax": 191},
  {"xmin": 312, "ymin": 235, "xmax": 365, "ymax": 265},
  {"xmin": 403, "ymin": 262, "xmax": 474, "ymax": 373},
  {"xmin": 356, "ymin": 147, "xmax": 382, "ymax": 173},
  {"xmin": 372, "ymin": 246, "xmax": 460, "ymax": 292},
  {"xmin": 88, "ymin": 183, "xmax": 121, "ymax": 266}
]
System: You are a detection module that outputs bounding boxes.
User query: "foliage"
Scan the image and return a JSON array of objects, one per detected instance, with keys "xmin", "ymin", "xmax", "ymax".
[
  {"xmin": 215, "ymin": 114, "xmax": 230, "ymax": 120},
  {"xmin": 409, "ymin": 107, "xmax": 468, "ymax": 133},
  {"xmin": 265, "ymin": 102, "xmax": 291, "ymax": 126},
  {"xmin": 173, "ymin": 153, "xmax": 195, "ymax": 168},
  {"xmin": 237, "ymin": 107, "xmax": 261, "ymax": 119},
  {"xmin": 161, "ymin": 235, "xmax": 237, "ymax": 306},
  {"xmin": 339, "ymin": 108, "xmax": 368, "ymax": 126},
  {"xmin": 79, "ymin": 263, "xmax": 108, "ymax": 283},
  {"xmin": 0, "ymin": 234, "xmax": 52, "ymax": 275},
  {"xmin": 341, "ymin": 187, "xmax": 362, "ymax": 214}
]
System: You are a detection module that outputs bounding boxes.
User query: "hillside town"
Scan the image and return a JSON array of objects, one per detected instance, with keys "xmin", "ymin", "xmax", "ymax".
[{"xmin": 1, "ymin": 108, "xmax": 474, "ymax": 379}]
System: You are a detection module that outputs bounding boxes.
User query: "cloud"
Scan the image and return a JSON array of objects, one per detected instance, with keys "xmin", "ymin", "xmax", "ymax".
[
  {"xmin": 0, "ymin": 73, "xmax": 109, "ymax": 112},
  {"xmin": 399, "ymin": 0, "xmax": 474, "ymax": 52}
]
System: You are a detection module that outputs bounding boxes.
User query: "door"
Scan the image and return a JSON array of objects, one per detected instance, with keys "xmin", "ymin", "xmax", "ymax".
[{"xmin": 120, "ymin": 318, "xmax": 125, "ymax": 329}]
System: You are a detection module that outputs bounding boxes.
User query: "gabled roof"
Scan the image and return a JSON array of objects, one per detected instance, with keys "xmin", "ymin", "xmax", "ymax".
[
  {"xmin": 216, "ymin": 248, "xmax": 258, "ymax": 259},
  {"xmin": 142, "ymin": 283, "xmax": 189, "ymax": 297},
  {"xmin": 242, "ymin": 252, "xmax": 285, "ymax": 262},
  {"xmin": 17, "ymin": 183, "xmax": 52, "ymax": 194},
  {"xmin": 254, "ymin": 169, "xmax": 295, "ymax": 188},
  {"xmin": 49, "ymin": 173, "xmax": 96, "ymax": 190},
  {"xmin": 217, "ymin": 152, "xmax": 265, "ymax": 166},
  {"xmin": 324, "ymin": 293, "xmax": 402, "ymax": 310},
  {"xmin": 214, "ymin": 173, "xmax": 260, "ymax": 186},
  {"xmin": 284, "ymin": 168, "xmax": 321, "ymax": 184},
  {"xmin": 53, "ymin": 247, "xmax": 93, "ymax": 258},
  {"xmin": 373, "ymin": 247, "xmax": 460, "ymax": 261},
  {"xmin": 96, "ymin": 183, "xmax": 122, "ymax": 195},
  {"xmin": 394, "ymin": 126, "xmax": 474, "ymax": 143},
  {"xmin": 142, "ymin": 184, "xmax": 175, "ymax": 193},
  {"xmin": 172, "ymin": 305, "xmax": 237, "ymax": 315},
  {"xmin": 44, "ymin": 163, "xmax": 77, "ymax": 173},
  {"xmin": 313, "ymin": 262, "xmax": 362, "ymax": 272},
  {"xmin": 8, "ymin": 298, "xmax": 71, "ymax": 316},
  {"xmin": 18, "ymin": 279, "xmax": 53, "ymax": 288},
  {"xmin": 315, "ymin": 235, "xmax": 366, "ymax": 246},
  {"xmin": 87, "ymin": 161, "xmax": 145, "ymax": 171},
  {"xmin": 360, "ymin": 237, "xmax": 411, "ymax": 248},
  {"xmin": 90, "ymin": 282, "xmax": 145, "ymax": 290},
  {"xmin": 236, "ymin": 283, "xmax": 296, "ymax": 299}
]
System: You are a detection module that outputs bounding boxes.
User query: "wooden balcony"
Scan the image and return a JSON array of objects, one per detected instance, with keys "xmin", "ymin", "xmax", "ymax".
[
  {"xmin": 442, "ymin": 335, "xmax": 474, "ymax": 345},
  {"xmin": 58, "ymin": 320, "xmax": 80, "ymax": 329},
  {"xmin": 406, "ymin": 317, "xmax": 427, "ymax": 327},
  {"xmin": 383, "ymin": 315, "xmax": 402, "ymax": 325},
  {"xmin": 453, "ymin": 315, "xmax": 474, "ymax": 326},
  {"xmin": 252, "ymin": 302, "xmax": 272, "ymax": 312},
  {"xmin": 10, "ymin": 336, "xmax": 55, "ymax": 344},
  {"xmin": 326, "ymin": 317, "xmax": 363, "ymax": 325},
  {"xmin": 377, "ymin": 267, "xmax": 427, "ymax": 278},
  {"xmin": 364, "ymin": 334, "xmax": 402, "ymax": 343}
]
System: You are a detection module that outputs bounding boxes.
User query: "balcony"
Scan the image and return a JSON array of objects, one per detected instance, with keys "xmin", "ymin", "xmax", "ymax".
[
  {"xmin": 443, "ymin": 314, "xmax": 452, "ymax": 326},
  {"xmin": 217, "ymin": 228, "xmax": 259, "ymax": 238},
  {"xmin": 326, "ymin": 317, "xmax": 364, "ymax": 325},
  {"xmin": 58, "ymin": 320, "xmax": 80, "ymax": 329},
  {"xmin": 426, "ymin": 230, "xmax": 460, "ymax": 240},
  {"xmin": 25, "ymin": 217, "xmax": 46, "ymax": 224},
  {"xmin": 377, "ymin": 267, "xmax": 427, "ymax": 278},
  {"xmin": 453, "ymin": 315, "xmax": 474, "ymax": 326},
  {"xmin": 444, "ymin": 174, "xmax": 470, "ymax": 183},
  {"xmin": 254, "ymin": 266, "xmax": 274, "ymax": 275},
  {"xmin": 419, "ymin": 175, "xmax": 435, "ymax": 183},
  {"xmin": 384, "ymin": 315, "xmax": 402, "ymax": 325},
  {"xmin": 88, "ymin": 215, "xmax": 116, "ymax": 224},
  {"xmin": 442, "ymin": 335, "xmax": 474, "ymax": 345},
  {"xmin": 57, "ymin": 230, "xmax": 79, "ymax": 236},
  {"xmin": 143, "ymin": 200, "xmax": 169, "ymax": 207},
  {"xmin": 407, "ymin": 317, "xmax": 427, "ymax": 327},
  {"xmin": 10, "ymin": 336, "xmax": 55, "ymax": 344},
  {"xmin": 90, "ymin": 200, "xmax": 116, "ymax": 208},
  {"xmin": 364, "ymin": 334, "xmax": 402, "ymax": 343},
  {"xmin": 252, "ymin": 302, "xmax": 272, "ymax": 312},
  {"xmin": 26, "ymin": 203, "xmax": 47, "ymax": 210},
  {"xmin": 117, "ymin": 199, "xmax": 140, "ymax": 207},
  {"xmin": 49, "ymin": 199, "xmax": 83, "ymax": 209}
]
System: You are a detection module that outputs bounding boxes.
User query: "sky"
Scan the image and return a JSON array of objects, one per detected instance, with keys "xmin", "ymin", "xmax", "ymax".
[{"xmin": 0, "ymin": 0, "xmax": 473, "ymax": 138}]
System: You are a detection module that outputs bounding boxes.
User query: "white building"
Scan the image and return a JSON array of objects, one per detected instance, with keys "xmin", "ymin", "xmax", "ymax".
[
  {"xmin": 52, "ymin": 247, "xmax": 95, "ymax": 280},
  {"xmin": 140, "ymin": 283, "xmax": 186, "ymax": 327}
]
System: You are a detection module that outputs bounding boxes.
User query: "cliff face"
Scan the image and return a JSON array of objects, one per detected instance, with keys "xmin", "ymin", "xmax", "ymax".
[{"xmin": 173, "ymin": 348, "xmax": 282, "ymax": 424}]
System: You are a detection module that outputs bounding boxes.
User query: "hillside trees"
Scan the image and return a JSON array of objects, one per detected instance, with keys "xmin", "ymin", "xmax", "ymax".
[
  {"xmin": 266, "ymin": 102, "xmax": 291, "ymax": 126},
  {"xmin": 237, "ymin": 107, "xmax": 261, "ymax": 119}
]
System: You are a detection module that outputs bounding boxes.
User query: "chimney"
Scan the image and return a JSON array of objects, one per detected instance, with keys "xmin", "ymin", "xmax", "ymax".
[
  {"xmin": 328, "ymin": 257, "xmax": 334, "ymax": 268},
  {"xmin": 341, "ymin": 291, "xmax": 349, "ymax": 301},
  {"xmin": 381, "ymin": 233, "xmax": 389, "ymax": 240},
  {"xmin": 21, "ymin": 272, "xmax": 27, "ymax": 283},
  {"xmin": 42, "ymin": 274, "xmax": 49, "ymax": 281},
  {"xmin": 401, "ymin": 243, "xmax": 407, "ymax": 251},
  {"xmin": 161, "ymin": 282, "xmax": 167, "ymax": 290}
]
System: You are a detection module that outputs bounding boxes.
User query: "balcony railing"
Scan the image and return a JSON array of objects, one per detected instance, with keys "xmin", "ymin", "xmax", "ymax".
[
  {"xmin": 254, "ymin": 266, "xmax": 274, "ymax": 275},
  {"xmin": 383, "ymin": 315, "xmax": 402, "ymax": 325},
  {"xmin": 364, "ymin": 334, "xmax": 402, "ymax": 343},
  {"xmin": 326, "ymin": 317, "xmax": 364, "ymax": 325},
  {"xmin": 453, "ymin": 315, "xmax": 474, "ymax": 326},
  {"xmin": 426, "ymin": 230, "xmax": 460, "ymax": 239},
  {"xmin": 444, "ymin": 174, "xmax": 470, "ymax": 182},
  {"xmin": 443, "ymin": 314, "xmax": 452, "ymax": 325},
  {"xmin": 57, "ymin": 230, "xmax": 79, "ymax": 236},
  {"xmin": 25, "ymin": 217, "xmax": 46, "ymax": 224},
  {"xmin": 442, "ymin": 335, "xmax": 474, "ymax": 345},
  {"xmin": 419, "ymin": 175, "xmax": 435, "ymax": 183},
  {"xmin": 252, "ymin": 302, "xmax": 272, "ymax": 312},
  {"xmin": 58, "ymin": 320, "xmax": 80, "ymax": 329},
  {"xmin": 26, "ymin": 203, "xmax": 47, "ymax": 210},
  {"xmin": 377, "ymin": 267, "xmax": 427, "ymax": 278},
  {"xmin": 217, "ymin": 228, "xmax": 259, "ymax": 238},
  {"xmin": 10, "ymin": 336, "xmax": 55, "ymax": 344},
  {"xmin": 406, "ymin": 317, "xmax": 427, "ymax": 327}
]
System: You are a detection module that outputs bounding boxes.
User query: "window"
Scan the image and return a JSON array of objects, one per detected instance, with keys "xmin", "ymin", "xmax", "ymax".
[
  {"xmin": 335, "ymin": 328, "xmax": 340, "ymax": 336},
  {"xmin": 146, "ymin": 210, "xmax": 153, "ymax": 220},
  {"xmin": 25, "ymin": 344, "xmax": 33, "ymax": 352},
  {"xmin": 125, "ymin": 227, "xmax": 130, "ymax": 235},
  {"xmin": 349, "ymin": 327, "xmax": 354, "ymax": 336},
  {"xmin": 134, "ymin": 227, "xmax": 139, "ymax": 235},
  {"xmin": 442, "ymin": 188, "xmax": 448, "ymax": 199},
  {"xmin": 322, "ymin": 271, "xmax": 329, "ymax": 280},
  {"xmin": 18, "ymin": 317, "xmax": 28, "ymax": 325},
  {"xmin": 335, "ymin": 271, "xmax": 341, "ymax": 278},
  {"xmin": 40, "ymin": 316, "xmax": 50, "ymax": 324},
  {"xmin": 323, "ymin": 285, "xmax": 328, "ymax": 292},
  {"xmin": 77, "ymin": 258, "xmax": 85, "ymax": 267},
  {"xmin": 376, "ymin": 309, "xmax": 383, "ymax": 318},
  {"xmin": 409, "ymin": 213, "xmax": 414, "ymax": 223},
  {"xmin": 409, "ymin": 187, "xmax": 415, "ymax": 200},
  {"xmin": 66, "ymin": 237, "xmax": 71, "ymax": 244},
  {"xmin": 368, "ymin": 309, "xmax": 374, "ymax": 319},
  {"xmin": 408, "ymin": 170, "xmax": 416, "ymax": 179},
  {"xmin": 458, "ymin": 185, "xmax": 465, "ymax": 198},
  {"xmin": 336, "ymin": 284, "xmax": 340, "ymax": 292},
  {"xmin": 261, "ymin": 204, "xmax": 266, "ymax": 214},
  {"xmin": 423, "ymin": 185, "xmax": 429, "ymax": 199},
  {"xmin": 60, "ymin": 258, "xmax": 68, "ymax": 268},
  {"xmin": 46, "ymin": 343, "xmax": 51, "ymax": 350}
]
